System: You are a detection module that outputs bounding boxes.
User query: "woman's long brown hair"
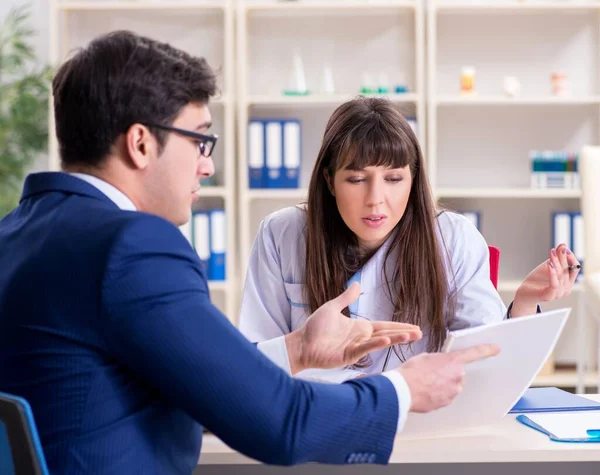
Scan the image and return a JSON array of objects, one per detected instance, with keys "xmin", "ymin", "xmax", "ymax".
[{"xmin": 305, "ymin": 96, "xmax": 451, "ymax": 355}]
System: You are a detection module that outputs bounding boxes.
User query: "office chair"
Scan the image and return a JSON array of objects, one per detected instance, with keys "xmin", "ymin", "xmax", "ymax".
[
  {"xmin": 488, "ymin": 245, "xmax": 500, "ymax": 290},
  {"xmin": 0, "ymin": 392, "xmax": 49, "ymax": 475}
]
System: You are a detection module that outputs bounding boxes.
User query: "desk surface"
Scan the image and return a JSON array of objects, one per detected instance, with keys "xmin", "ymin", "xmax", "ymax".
[{"xmin": 199, "ymin": 394, "xmax": 600, "ymax": 465}]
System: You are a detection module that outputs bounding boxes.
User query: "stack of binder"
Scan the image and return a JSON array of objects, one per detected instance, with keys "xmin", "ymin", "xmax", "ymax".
[
  {"xmin": 552, "ymin": 211, "xmax": 583, "ymax": 279},
  {"xmin": 530, "ymin": 151, "xmax": 579, "ymax": 189},
  {"xmin": 179, "ymin": 209, "xmax": 227, "ymax": 281},
  {"xmin": 248, "ymin": 119, "xmax": 301, "ymax": 189}
]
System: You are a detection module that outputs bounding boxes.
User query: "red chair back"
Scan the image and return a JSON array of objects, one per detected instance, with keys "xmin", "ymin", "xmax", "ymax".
[{"xmin": 488, "ymin": 245, "xmax": 500, "ymax": 290}]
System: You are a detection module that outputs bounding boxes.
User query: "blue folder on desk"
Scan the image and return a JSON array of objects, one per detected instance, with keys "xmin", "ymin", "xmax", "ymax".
[
  {"xmin": 516, "ymin": 411, "xmax": 600, "ymax": 443},
  {"xmin": 510, "ymin": 387, "xmax": 600, "ymax": 414}
]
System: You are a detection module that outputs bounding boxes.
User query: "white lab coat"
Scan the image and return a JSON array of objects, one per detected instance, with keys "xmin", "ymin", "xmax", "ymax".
[{"xmin": 238, "ymin": 205, "xmax": 506, "ymax": 382}]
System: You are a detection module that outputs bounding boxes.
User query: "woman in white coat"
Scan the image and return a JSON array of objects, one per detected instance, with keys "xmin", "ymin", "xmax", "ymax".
[{"xmin": 238, "ymin": 96, "xmax": 580, "ymax": 382}]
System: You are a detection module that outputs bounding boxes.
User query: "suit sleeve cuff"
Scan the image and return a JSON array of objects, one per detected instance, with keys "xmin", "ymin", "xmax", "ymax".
[
  {"xmin": 381, "ymin": 371, "xmax": 411, "ymax": 433},
  {"xmin": 257, "ymin": 336, "xmax": 292, "ymax": 375}
]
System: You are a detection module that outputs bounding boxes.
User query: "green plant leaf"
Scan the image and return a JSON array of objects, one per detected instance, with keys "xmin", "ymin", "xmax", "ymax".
[{"xmin": 0, "ymin": 1, "xmax": 50, "ymax": 218}]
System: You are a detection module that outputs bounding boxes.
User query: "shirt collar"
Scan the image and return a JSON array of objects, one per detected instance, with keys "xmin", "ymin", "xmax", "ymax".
[{"xmin": 70, "ymin": 173, "xmax": 137, "ymax": 211}]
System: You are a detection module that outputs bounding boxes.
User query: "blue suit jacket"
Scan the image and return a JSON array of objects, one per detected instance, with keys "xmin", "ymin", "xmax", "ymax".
[{"xmin": 0, "ymin": 173, "xmax": 399, "ymax": 474}]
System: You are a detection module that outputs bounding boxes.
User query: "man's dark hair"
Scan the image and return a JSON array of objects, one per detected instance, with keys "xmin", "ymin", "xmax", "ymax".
[{"xmin": 52, "ymin": 30, "xmax": 218, "ymax": 168}]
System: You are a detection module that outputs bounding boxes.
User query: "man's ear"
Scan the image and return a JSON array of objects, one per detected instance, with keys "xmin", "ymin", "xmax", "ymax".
[
  {"xmin": 323, "ymin": 169, "xmax": 335, "ymax": 196},
  {"xmin": 124, "ymin": 124, "xmax": 156, "ymax": 170}
]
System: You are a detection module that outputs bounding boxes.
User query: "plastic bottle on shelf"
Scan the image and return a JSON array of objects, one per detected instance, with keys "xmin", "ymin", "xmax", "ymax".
[{"xmin": 460, "ymin": 66, "xmax": 476, "ymax": 96}]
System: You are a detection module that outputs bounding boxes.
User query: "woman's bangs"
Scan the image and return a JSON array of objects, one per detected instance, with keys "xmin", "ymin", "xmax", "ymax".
[{"xmin": 336, "ymin": 125, "xmax": 413, "ymax": 171}]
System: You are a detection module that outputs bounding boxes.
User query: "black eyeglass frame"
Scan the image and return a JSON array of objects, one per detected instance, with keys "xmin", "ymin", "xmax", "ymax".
[{"xmin": 143, "ymin": 122, "xmax": 218, "ymax": 158}]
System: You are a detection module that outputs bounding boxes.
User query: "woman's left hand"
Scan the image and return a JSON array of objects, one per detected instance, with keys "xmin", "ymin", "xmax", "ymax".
[{"xmin": 511, "ymin": 243, "xmax": 581, "ymax": 318}]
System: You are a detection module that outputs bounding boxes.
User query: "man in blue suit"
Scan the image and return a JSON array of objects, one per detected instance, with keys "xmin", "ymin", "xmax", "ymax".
[{"xmin": 0, "ymin": 31, "xmax": 498, "ymax": 474}]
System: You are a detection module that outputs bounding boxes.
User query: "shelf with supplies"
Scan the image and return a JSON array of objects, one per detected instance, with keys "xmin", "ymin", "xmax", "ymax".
[
  {"xmin": 244, "ymin": 0, "xmax": 418, "ymax": 13},
  {"xmin": 55, "ymin": 1, "xmax": 228, "ymax": 11},
  {"xmin": 428, "ymin": 0, "xmax": 598, "ymax": 384},
  {"xmin": 178, "ymin": 204, "xmax": 232, "ymax": 318},
  {"xmin": 433, "ymin": 1, "xmax": 600, "ymax": 14},
  {"xmin": 436, "ymin": 188, "xmax": 582, "ymax": 199},
  {"xmin": 237, "ymin": 0, "xmax": 425, "ymax": 275},
  {"xmin": 49, "ymin": 0, "xmax": 238, "ymax": 322},
  {"xmin": 435, "ymin": 95, "xmax": 600, "ymax": 106},
  {"xmin": 247, "ymin": 93, "xmax": 420, "ymax": 107}
]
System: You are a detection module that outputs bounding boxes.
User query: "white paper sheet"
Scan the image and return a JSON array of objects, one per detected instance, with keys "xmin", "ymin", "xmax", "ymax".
[
  {"xmin": 523, "ymin": 412, "xmax": 600, "ymax": 440},
  {"xmin": 398, "ymin": 308, "xmax": 571, "ymax": 438}
]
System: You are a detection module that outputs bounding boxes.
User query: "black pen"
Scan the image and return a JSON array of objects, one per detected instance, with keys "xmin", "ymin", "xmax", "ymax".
[{"xmin": 568, "ymin": 264, "xmax": 581, "ymax": 272}]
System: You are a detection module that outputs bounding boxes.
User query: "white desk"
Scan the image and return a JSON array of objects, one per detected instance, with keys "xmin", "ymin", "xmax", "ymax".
[{"xmin": 199, "ymin": 395, "xmax": 600, "ymax": 466}]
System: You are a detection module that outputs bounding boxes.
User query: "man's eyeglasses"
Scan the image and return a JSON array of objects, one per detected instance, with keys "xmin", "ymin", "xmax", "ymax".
[{"xmin": 144, "ymin": 123, "xmax": 218, "ymax": 158}]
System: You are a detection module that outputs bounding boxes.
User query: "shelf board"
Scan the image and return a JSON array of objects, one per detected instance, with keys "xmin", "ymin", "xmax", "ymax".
[
  {"xmin": 208, "ymin": 281, "xmax": 229, "ymax": 292},
  {"xmin": 498, "ymin": 280, "xmax": 583, "ymax": 293},
  {"xmin": 532, "ymin": 369, "xmax": 599, "ymax": 389},
  {"xmin": 249, "ymin": 186, "xmax": 581, "ymax": 203},
  {"xmin": 435, "ymin": 1, "xmax": 599, "ymax": 13},
  {"xmin": 247, "ymin": 93, "xmax": 419, "ymax": 107},
  {"xmin": 210, "ymin": 95, "xmax": 231, "ymax": 106},
  {"xmin": 436, "ymin": 188, "xmax": 581, "ymax": 199},
  {"xmin": 248, "ymin": 189, "xmax": 308, "ymax": 200},
  {"xmin": 197, "ymin": 186, "xmax": 228, "ymax": 198},
  {"xmin": 436, "ymin": 95, "xmax": 600, "ymax": 106},
  {"xmin": 56, "ymin": 1, "xmax": 226, "ymax": 11},
  {"xmin": 246, "ymin": 0, "xmax": 417, "ymax": 13}
]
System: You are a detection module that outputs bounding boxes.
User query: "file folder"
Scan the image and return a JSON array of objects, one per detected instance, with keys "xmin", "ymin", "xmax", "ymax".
[
  {"xmin": 208, "ymin": 209, "xmax": 226, "ymax": 281},
  {"xmin": 572, "ymin": 212, "xmax": 584, "ymax": 280},
  {"xmin": 248, "ymin": 120, "xmax": 265, "ymax": 189},
  {"xmin": 510, "ymin": 387, "xmax": 600, "ymax": 414},
  {"xmin": 265, "ymin": 121, "xmax": 283, "ymax": 188},
  {"xmin": 516, "ymin": 411, "xmax": 600, "ymax": 443},
  {"xmin": 192, "ymin": 211, "xmax": 210, "ymax": 274},
  {"xmin": 282, "ymin": 120, "xmax": 301, "ymax": 189},
  {"xmin": 552, "ymin": 212, "xmax": 571, "ymax": 249}
]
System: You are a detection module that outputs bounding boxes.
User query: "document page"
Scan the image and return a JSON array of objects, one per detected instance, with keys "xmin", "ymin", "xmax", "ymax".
[{"xmin": 398, "ymin": 308, "xmax": 571, "ymax": 438}]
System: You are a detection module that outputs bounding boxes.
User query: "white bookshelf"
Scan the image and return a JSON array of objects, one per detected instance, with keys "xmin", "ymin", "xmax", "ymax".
[
  {"xmin": 436, "ymin": 95, "xmax": 600, "ymax": 106},
  {"xmin": 237, "ymin": 0, "xmax": 426, "ymax": 277},
  {"xmin": 54, "ymin": 1, "xmax": 227, "ymax": 11},
  {"xmin": 48, "ymin": 0, "xmax": 238, "ymax": 322},
  {"xmin": 245, "ymin": 0, "xmax": 418, "ymax": 12},
  {"xmin": 436, "ymin": 188, "xmax": 582, "ymax": 199},
  {"xmin": 434, "ymin": 1, "xmax": 600, "ymax": 13},
  {"xmin": 43, "ymin": 0, "xmax": 600, "ymax": 389},
  {"xmin": 247, "ymin": 92, "xmax": 420, "ymax": 107},
  {"xmin": 428, "ymin": 0, "xmax": 600, "ymax": 391}
]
